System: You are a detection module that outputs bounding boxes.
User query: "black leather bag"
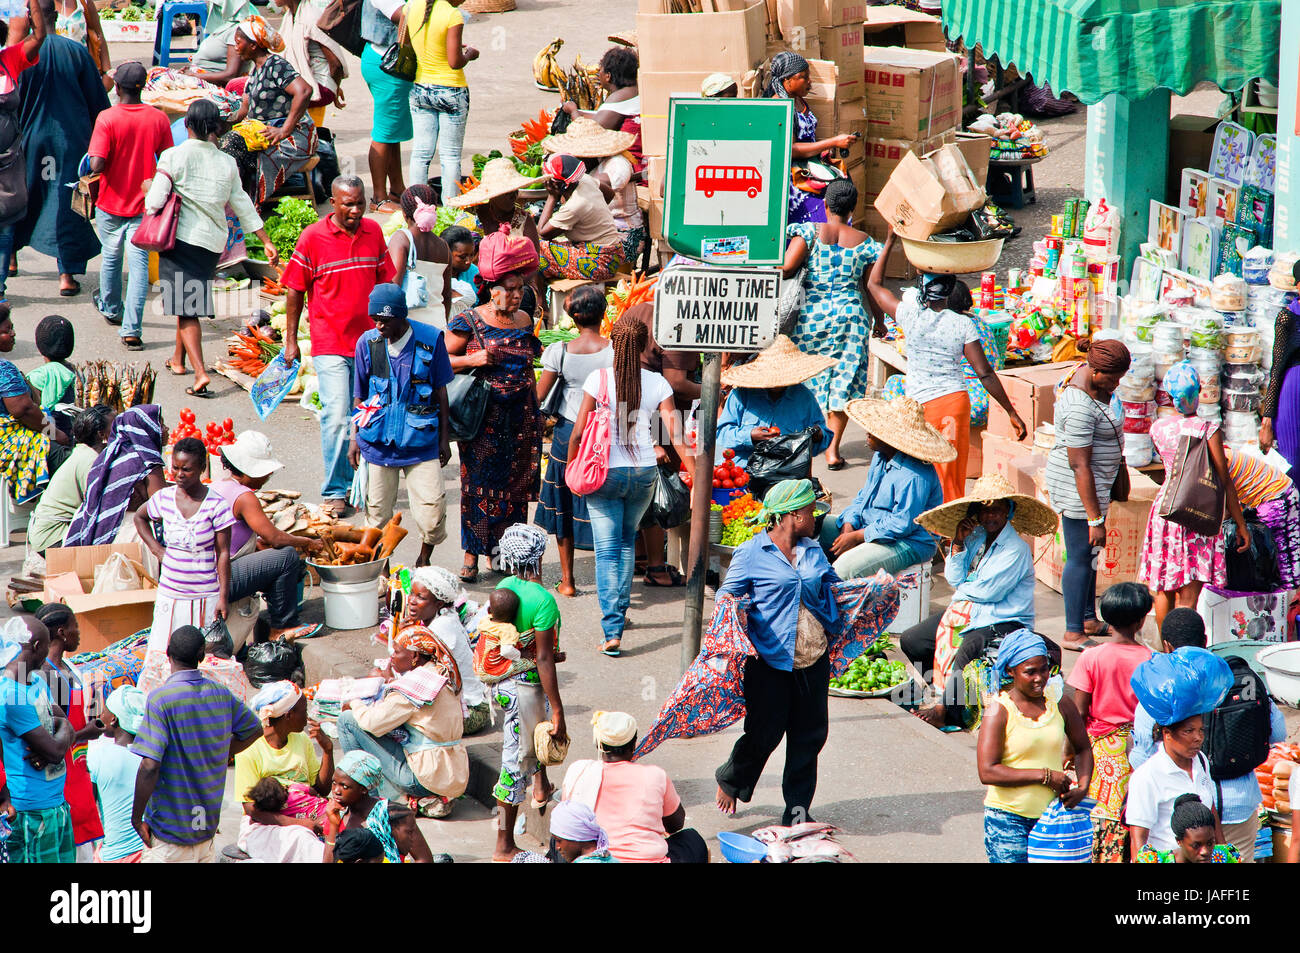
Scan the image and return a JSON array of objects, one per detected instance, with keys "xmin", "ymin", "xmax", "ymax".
[
  {"xmin": 1222, "ymin": 511, "xmax": 1282, "ymax": 593},
  {"xmin": 539, "ymin": 345, "xmax": 565, "ymax": 419},
  {"xmin": 447, "ymin": 315, "xmax": 490, "ymax": 443},
  {"xmin": 746, "ymin": 428, "xmax": 816, "ymax": 500},
  {"xmin": 379, "ymin": 21, "xmax": 417, "ymax": 82},
  {"xmin": 317, "ymin": 0, "xmax": 365, "ymax": 57}
]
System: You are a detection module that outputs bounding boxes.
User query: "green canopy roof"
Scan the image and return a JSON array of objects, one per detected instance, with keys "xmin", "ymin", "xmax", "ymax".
[{"xmin": 942, "ymin": 0, "xmax": 1280, "ymax": 104}]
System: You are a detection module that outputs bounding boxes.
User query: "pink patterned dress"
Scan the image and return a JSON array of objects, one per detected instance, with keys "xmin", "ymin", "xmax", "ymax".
[{"xmin": 1137, "ymin": 416, "xmax": 1225, "ymax": 591}]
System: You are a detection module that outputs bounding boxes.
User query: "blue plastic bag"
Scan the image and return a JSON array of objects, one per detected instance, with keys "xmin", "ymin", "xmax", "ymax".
[
  {"xmin": 1028, "ymin": 798, "xmax": 1094, "ymax": 863},
  {"xmin": 1129, "ymin": 647, "xmax": 1234, "ymax": 727},
  {"xmin": 249, "ymin": 353, "xmax": 301, "ymax": 421}
]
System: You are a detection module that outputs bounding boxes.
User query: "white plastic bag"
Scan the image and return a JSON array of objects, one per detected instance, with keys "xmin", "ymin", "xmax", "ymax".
[{"xmin": 91, "ymin": 552, "xmax": 141, "ymax": 594}]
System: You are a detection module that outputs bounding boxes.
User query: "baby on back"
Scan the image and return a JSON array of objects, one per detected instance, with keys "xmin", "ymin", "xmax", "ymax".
[{"xmin": 473, "ymin": 588, "xmax": 523, "ymax": 682}]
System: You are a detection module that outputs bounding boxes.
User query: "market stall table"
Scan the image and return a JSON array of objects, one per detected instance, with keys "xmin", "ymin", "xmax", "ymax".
[{"xmin": 987, "ymin": 155, "xmax": 1041, "ymax": 209}]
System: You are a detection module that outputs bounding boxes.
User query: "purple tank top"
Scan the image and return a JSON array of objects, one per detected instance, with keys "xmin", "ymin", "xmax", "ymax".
[{"xmin": 209, "ymin": 478, "xmax": 255, "ymax": 556}]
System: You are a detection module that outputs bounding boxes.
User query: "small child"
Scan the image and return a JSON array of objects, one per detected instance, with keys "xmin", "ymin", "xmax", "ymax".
[
  {"xmin": 29, "ymin": 315, "xmax": 76, "ymax": 412},
  {"xmin": 473, "ymin": 587, "xmax": 522, "ymax": 682}
]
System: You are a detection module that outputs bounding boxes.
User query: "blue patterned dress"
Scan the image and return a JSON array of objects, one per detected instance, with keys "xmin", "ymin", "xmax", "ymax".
[{"xmin": 787, "ymin": 223, "xmax": 881, "ymax": 413}]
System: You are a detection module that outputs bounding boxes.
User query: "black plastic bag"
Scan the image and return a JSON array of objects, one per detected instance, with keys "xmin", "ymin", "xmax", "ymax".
[
  {"xmin": 202, "ymin": 617, "xmax": 234, "ymax": 660},
  {"xmin": 651, "ymin": 465, "xmax": 691, "ymax": 529},
  {"xmin": 746, "ymin": 428, "xmax": 816, "ymax": 501},
  {"xmin": 1222, "ymin": 512, "xmax": 1282, "ymax": 593},
  {"xmin": 244, "ymin": 639, "xmax": 302, "ymax": 688},
  {"xmin": 312, "ymin": 129, "xmax": 341, "ymax": 203}
]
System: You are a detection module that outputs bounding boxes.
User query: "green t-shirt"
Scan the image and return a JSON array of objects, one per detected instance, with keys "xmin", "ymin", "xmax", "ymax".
[
  {"xmin": 27, "ymin": 362, "xmax": 76, "ymax": 411},
  {"xmin": 495, "ymin": 577, "xmax": 561, "ymax": 639}
]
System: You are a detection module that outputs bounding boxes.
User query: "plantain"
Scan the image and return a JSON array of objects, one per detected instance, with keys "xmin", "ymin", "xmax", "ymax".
[{"xmin": 533, "ymin": 38, "xmax": 564, "ymax": 91}]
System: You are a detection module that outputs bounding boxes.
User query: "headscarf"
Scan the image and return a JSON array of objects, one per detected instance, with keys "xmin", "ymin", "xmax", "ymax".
[
  {"xmin": 750, "ymin": 478, "xmax": 817, "ymax": 527},
  {"xmin": 498, "ymin": 524, "xmax": 549, "ymax": 576},
  {"xmin": 550, "ymin": 800, "xmax": 609, "ymax": 849},
  {"xmin": 919, "ymin": 273, "xmax": 958, "ymax": 305},
  {"xmin": 334, "ymin": 827, "xmax": 385, "ymax": 862},
  {"xmin": 993, "ymin": 628, "xmax": 1050, "ymax": 687},
  {"xmin": 238, "ymin": 14, "xmax": 285, "ymax": 53},
  {"xmin": 592, "ymin": 710, "xmax": 637, "ymax": 747},
  {"xmin": 337, "ymin": 750, "xmax": 384, "ymax": 791},
  {"xmin": 478, "ymin": 224, "xmax": 539, "ymax": 282},
  {"xmin": 1162, "ymin": 361, "xmax": 1200, "ymax": 415},
  {"xmin": 64, "ymin": 405, "xmax": 165, "ymax": 547},
  {"xmin": 1082, "ymin": 337, "xmax": 1131, "ymax": 375},
  {"xmin": 105, "ymin": 685, "xmax": 146, "ymax": 735},
  {"xmin": 410, "ymin": 566, "xmax": 462, "ymax": 606},
  {"xmin": 543, "ymin": 153, "xmax": 585, "ymax": 187},
  {"xmin": 251, "ymin": 681, "xmax": 302, "ymax": 726},
  {"xmin": 0, "ymin": 617, "xmax": 33, "ymax": 669},
  {"xmin": 393, "ymin": 623, "xmax": 441, "ymax": 658},
  {"xmin": 766, "ymin": 51, "xmax": 809, "ymax": 98}
]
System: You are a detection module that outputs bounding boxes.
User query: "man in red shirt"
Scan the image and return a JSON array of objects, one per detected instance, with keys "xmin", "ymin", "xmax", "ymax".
[
  {"xmin": 87, "ymin": 61, "xmax": 172, "ymax": 351},
  {"xmin": 281, "ymin": 175, "xmax": 395, "ymax": 516}
]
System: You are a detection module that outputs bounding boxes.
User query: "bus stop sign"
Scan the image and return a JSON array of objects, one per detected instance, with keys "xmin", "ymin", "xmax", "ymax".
[{"xmin": 663, "ymin": 98, "xmax": 793, "ymax": 266}]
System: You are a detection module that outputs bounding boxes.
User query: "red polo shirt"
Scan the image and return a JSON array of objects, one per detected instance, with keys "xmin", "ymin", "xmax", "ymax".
[{"xmin": 280, "ymin": 216, "xmax": 396, "ymax": 357}]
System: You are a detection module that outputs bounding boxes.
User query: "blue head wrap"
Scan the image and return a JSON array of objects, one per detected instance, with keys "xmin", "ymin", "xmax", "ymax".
[
  {"xmin": 338, "ymin": 751, "xmax": 384, "ymax": 791},
  {"xmin": 1162, "ymin": 361, "xmax": 1201, "ymax": 415},
  {"xmin": 1129, "ymin": 647, "xmax": 1233, "ymax": 727},
  {"xmin": 994, "ymin": 628, "xmax": 1051, "ymax": 687}
]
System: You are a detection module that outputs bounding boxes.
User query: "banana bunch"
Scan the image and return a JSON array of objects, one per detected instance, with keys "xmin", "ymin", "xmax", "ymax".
[
  {"xmin": 560, "ymin": 54, "xmax": 605, "ymax": 110},
  {"xmin": 533, "ymin": 38, "xmax": 566, "ymax": 91}
]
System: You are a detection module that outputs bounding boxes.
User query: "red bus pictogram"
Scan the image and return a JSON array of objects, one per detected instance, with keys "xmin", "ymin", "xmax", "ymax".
[{"xmin": 695, "ymin": 165, "xmax": 762, "ymax": 199}]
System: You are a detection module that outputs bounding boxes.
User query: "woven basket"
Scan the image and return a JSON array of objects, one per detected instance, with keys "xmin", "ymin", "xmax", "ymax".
[{"xmin": 462, "ymin": 0, "xmax": 515, "ymax": 11}]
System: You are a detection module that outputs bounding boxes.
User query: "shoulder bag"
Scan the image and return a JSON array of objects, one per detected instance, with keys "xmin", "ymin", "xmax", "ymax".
[
  {"xmin": 379, "ymin": 7, "xmax": 418, "ymax": 81},
  {"xmin": 71, "ymin": 172, "xmax": 101, "ymax": 222},
  {"xmin": 539, "ymin": 344, "xmax": 566, "ymax": 419},
  {"xmin": 446, "ymin": 312, "xmax": 491, "ymax": 443},
  {"xmin": 565, "ymin": 367, "xmax": 612, "ymax": 496},
  {"xmin": 1156, "ymin": 419, "xmax": 1224, "ymax": 535},
  {"xmin": 1088, "ymin": 384, "xmax": 1130, "ymax": 503},
  {"xmin": 317, "ymin": 0, "xmax": 366, "ymax": 56},
  {"xmin": 131, "ymin": 171, "xmax": 179, "ymax": 253}
]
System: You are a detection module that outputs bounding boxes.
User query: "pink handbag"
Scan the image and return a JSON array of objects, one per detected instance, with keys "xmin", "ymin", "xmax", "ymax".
[
  {"xmin": 565, "ymin": 368, "xmax": 612, "ymax": 496},
  {"xmin": 131, "ymin": 171, "xmax": 180, "ymax": 253}
]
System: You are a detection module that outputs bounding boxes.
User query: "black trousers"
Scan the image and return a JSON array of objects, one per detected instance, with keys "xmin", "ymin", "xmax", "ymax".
[
  {"xmin": 716, "ymin": 651, "xmax": 830, "ymax": 826},
  {"xmin": 899, "ymin": 611, "xmax": 945, "ymax": 678},
  {"xmin": 665, "ymin": 828, "xmax": 708, "ymax": 863},
  {"xmin": 229, "ymin": 545, "xmax": 304, "ymax": 628}
]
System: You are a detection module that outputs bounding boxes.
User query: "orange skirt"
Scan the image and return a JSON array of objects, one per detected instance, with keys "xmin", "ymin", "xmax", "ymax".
[{"xmin": 924, "ymin": 390, "xmax": 970, "ymax": 502}]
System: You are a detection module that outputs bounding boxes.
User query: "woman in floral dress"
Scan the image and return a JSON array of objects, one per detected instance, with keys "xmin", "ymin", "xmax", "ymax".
[
  {"xmin": 784, "ymin": 178, "xmax": 880, "ymax": 468},
  {"xmin": 1138, "ymin": 362, "xmax": 1250, "ymax": 627}
]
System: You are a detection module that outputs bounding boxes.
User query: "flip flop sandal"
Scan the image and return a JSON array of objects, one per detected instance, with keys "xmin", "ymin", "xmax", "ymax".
[
  {"xmin": 186, "ymin": 384, "xmax": 215, "ymax": 398},
  {"xmin": 826, "ymin": 458, "xmax": 847, "ymax": 471},
  {"xmin": 1063, "ymin": 638, "xmax": 1101, "ymax": 652},
  {"xmin": 459, "ymin": 566, "xmax": 479, "ymax": 583},
  {"xmin": 1085, "ymin": 622, "xmax": 1112, "ymax": 640},
  {"xmin": 122, "ymin": 337, "xmax": 144, "ymax": 351},
  {"xmin": 601, "ymin": 640, "xmax": 621, "ymax": 657},
  {"xmin": 530, "ymin": 789, "xmax": 557, "ymax": 811},
  {"xmin": 59, "ymin": 280, "xmax": 81, "ymax": 297},
  {"xmin": 164, "ymin": 361, "xmax": 188, "ymax": 376},
  {"xmin": 642, "ymin": 565, "xmax": 684, "ymax": 587}
]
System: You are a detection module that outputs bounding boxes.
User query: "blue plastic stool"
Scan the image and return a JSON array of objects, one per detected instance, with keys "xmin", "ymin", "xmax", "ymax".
[{"xmin": 152, "ymin": 1, "xmax": 209, "ymax": 68}]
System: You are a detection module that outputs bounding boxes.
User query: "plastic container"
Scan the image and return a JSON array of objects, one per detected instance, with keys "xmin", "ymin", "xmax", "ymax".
[
  {"xmin": 1196, "ymin": 404, "xmax": 1222, "ymax": 422},
  {"xmin": 320, "ymin": 578, "xmax": 381, "ymax": 630},
  {"xmin": 1199, "ymin": 381, "xmax": 1221, "ymax": 403},
  {"xmin": 1152, "ymin": 323, "xmax": 1184, "ymax": 349},
  {"xmin": 717, "ymin": 831, "xmax": 769, "ymax": 864},
  {"xmin": 1225, "ymin": 326, "xmax": 1260, "ymax": 348},
  {"xmin": 1223, "ymin": 410, "xmax": 1259, "ymax": 431},
  {"xmin": 1243, "ymin": 247, "xmax": 1274, "ymax": 285},
  {"xmin": 1117, "ymin": 380, "xmax": 1156, "ymax": 402},
  {"xmin": 1123, "ymin": 432, "xmax": 1154, "ymax": 466},
  {"xmin": 1221, "ymin": 389, "xmax": 1261, "ymax": 412},
  {"xmin": 1224, "ymin": 343, "xmax": 1260, "ymax": 363},
  {"xmin": 1122, "ymin": 415, "xmax": 1153, "ymax": 434},
  {"xmin": 1223, "ymin": 364, "xmax": 1262, "ymax": 389},
  {"xmin": 1211, "ymin": 274, "xmax": 1248, "ymax": 312}
]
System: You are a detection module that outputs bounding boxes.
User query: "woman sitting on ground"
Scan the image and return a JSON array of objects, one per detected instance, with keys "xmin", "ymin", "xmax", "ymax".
[
  {"xmin": 511, "ymin": 799, "xmax": 619, "ymax": 864},
  {"xmin": 234, "ymin": 681, "xmax": 333, "ymax": 832},
  {"xmin": 716, "ymin": 335, "xmax": 831, "ymax": 469},
  {"xmin": 337, "ymin": 623, "xmax": 469, "ymax": 819},
  {"xmin": 0, "ymin": 305, "xmax": 71, "ymax": 505},
  {"xmin": 63, "ymin": 404, "xmax": 165, "ymax": 547},
  {"xmin": 324, "ymin": 750, "xmax": 435, "ymax": 863},
  {"xmin": 1134, "ymin": 793, "xmax": 1240, "ymax": 863},
  {"xmin": 325, "ymin": 826, "xmax": 386, "ymax": 863},
  {"xmin": 537, "ymin": 153, "xmax": 626, "ymax": 282},
  {"xmin": 239, "ymin": 777, "xmax": 327, "ymax": 863},
  {"xmin": 28, "ymin": 404, "xmax": 114, "ymax": 555}
]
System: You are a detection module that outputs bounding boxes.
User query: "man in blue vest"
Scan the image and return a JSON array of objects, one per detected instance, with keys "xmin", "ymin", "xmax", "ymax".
[{"xmin": 349, "ymin": 284, "xmax": 454, "ymax": 567}]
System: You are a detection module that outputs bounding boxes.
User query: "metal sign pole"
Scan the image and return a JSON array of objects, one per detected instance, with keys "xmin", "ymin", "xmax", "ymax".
[{"xmin": 681, "ymin": 352, "xmax": 722, "ymax": 674}]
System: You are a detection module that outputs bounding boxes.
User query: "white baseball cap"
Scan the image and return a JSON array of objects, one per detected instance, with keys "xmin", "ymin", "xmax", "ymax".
[{"xmin": 222, "ymin": 430, "xmax": 284, "ymax": 478}]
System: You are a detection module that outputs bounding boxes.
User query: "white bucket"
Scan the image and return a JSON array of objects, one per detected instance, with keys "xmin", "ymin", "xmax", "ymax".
[{"xmin": 320, "ymin": 578, "xmax": 380, "ymax": 631}]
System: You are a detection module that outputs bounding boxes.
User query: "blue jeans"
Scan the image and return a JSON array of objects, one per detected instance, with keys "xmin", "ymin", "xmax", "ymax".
[
  {"xmin": 336, "ymin": 710, "xmax": 433, "ymax": 801},
  {"xmin": 95, "ymin": 209, "xmax": 149, "ymax": 339},
  {"xmin": 586, "ymin": 465, "xmax": 658, "ymax": 643},
  {"xmin": 314, "ymin": 354, "xmax": 355, "ymax": 500},
  {"xmin": 409, "ymin": 84, "xmax": 469, "ymax": 197},
  {"xmin": 984, "ymin": 806, "xmax": 1037, "ymax": 863},
  {"xmin": 1060, "ymin": 516, "xmax": 1098, "ymax": 634}
]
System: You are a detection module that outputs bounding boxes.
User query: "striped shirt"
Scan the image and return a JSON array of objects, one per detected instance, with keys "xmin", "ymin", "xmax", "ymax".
[
  {"xmin": 146, "ymin": 486, "xmax": 236, "ymax": 597},
  {"xmin": 131, "ymin": 668, "xmax": 260, "ymax": 845},
  {"xmin": 279, "ymin": 215, "xmax": 397, "ymax": 357},
  {"xmin": 1045, "ymin": 386, "xmax": 1124, "ymax": 520},
  {"xmin": 1226, "ymin": 449, "xmax": 1293, "ymax": 508}
]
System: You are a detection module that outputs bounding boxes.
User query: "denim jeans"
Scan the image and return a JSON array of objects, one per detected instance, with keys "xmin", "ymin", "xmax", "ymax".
[
  {"xmin": 95, "ymin": 209, "xmax": 150, "ymax": 339},
  {"xmin": 984, "ymin": 806, "xmax": 1037, "ymax": 863},
  {"xmin": 314, "ymin": 354, "xmax": 355, "ymax": 500},
  {"xmin": 336, "ymin": 710, "xmax": 432, "ymax": 801},
  {"xmin": 1060, "ymin": 516, "xmax": 1098, "ymax": 634},
  {"xmin": 585, "ymin": 465, "xmax": 658, "ymax": 643},
  {"xmin": 815, "ymin": 519, "xmax": 929, "ymax": 579},
  {"xmin": 409, "ymin": 84, "xmax": 469, "ymax": 197}
]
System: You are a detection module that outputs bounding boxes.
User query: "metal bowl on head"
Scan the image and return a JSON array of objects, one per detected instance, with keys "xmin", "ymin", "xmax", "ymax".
[
  {"xmin": 307, "ymin": 558, "xmax": 387, "ymax": 586},
  {"xmin": 898, "ymin": 236, "xmax": 1005, "ymax": 275}
]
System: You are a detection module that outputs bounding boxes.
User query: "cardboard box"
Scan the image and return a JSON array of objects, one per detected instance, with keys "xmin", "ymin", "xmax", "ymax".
[
  {"xmin": 873, "ymin": 144, "xmax": 984, "ymax": 240},
  {"xmin": 803, "ymin": 58, "xmax": 842, "ymax": 134},
  {"xmin": 980, "ymin": 431, "xmax": 1045, "ymax": 496},
  {"xmin": 649, "ymin": 195, "xmax": 666, "ymax": 240},
  {"xmin": 860, "ymin": 130, "xmax": 953, "ymax": 203},
  {"xmin": 1198, "ymin": 587, "xmax": 1293, "ymax": 645},
  {"xmin": 986, "ymin": 361, "xmax": 1076, "ymax": 443},
  {"xmin": 953, "ymin": 131, "xmax": 993, "ymax": 189},
  {"xmin": 1032, "ymin": 469, "xmax": 1160, "ymax": 595},
  {"xmin": 861, "ymin": 5, "xmax": 946, "ymax": 52},
  {"xmin": 967, "ymin": 424, "xmax": 984, "ymax": 479},
  {"xmin": 647, "ymin": 154, "xmax": 667, "ymax": 199},
  {"xmin": 43, "ymin": 543, "xmax": 157, "ymax": 653},
  {"xmin": 818, "ymin": 22, "xmax": 864, "ymax": 99},
  {"xmin": 818, "ymin": 0, "xmax": 867, "ymax": 28},
  {"xmin": 858, "ymin": 208, "xmax": 917, "ymax": 279},
  {"xmin": 777, "ymin": 0, "xmax": 819, "ymax": 52},
  {"xmin": 636, "ymin": 2, "xmax": 768, "ymax": 73},
  {"xmin": 862, "ymin": 46, "xmax": 962, "ymax": 140},
  {"xmin": 640, "ymin": 69, "xmax": 750, "ymax": 155}
]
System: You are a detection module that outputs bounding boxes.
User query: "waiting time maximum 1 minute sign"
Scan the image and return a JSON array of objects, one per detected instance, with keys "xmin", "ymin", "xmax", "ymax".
[{"xmin": 652, "ymin": 264, "xmax": 780, "ymax": 352}]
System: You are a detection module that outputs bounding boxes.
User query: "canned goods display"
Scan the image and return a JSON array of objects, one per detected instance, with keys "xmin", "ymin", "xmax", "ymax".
[
  {"xmin": 1050, "ymin": 214, "xmax": 1064, "ymax": 237},
  {"xmin": 1073, "ymin": 199, "xmax": 1091, "ymax": 237},
  {"xmin": 1061, "ymin": 201, "xmax": 1077, "ymax": 240}
]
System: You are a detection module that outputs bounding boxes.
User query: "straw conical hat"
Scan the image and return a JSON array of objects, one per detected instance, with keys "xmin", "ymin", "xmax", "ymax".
[
  {"xmin": 446, "ymin": 157, "xmax": 542, "ymax": 209},
  {"xmin": 915, "ymin": 472, "xmax": 1059, "ymax": 539},
  {"xmin": 540, "ymin": 116, "xmax": 637, "ymax": 158},
  {"xmin": 845, "ymin": 396, "xmax": 957, "ymax": 464},
  {"xmin": 720, "ymin": 335, "xmax": 836, "ymax": 389}
]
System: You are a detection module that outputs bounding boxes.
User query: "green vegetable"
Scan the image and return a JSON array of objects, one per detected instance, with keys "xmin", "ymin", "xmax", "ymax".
[
  {"xmin": 471, "ymin": 149, "xmax": 503, "ymax": 179},
  {"xmin": 120, "ymin": 6, "xmax": 141, "ymax": 20},
  {"xmin": 432, "ymin": 205, "xmax": 467, "ymax": 236},
  {"xmin": 263, "ymin": 197, "xmax": 319, "ymax": 262}
]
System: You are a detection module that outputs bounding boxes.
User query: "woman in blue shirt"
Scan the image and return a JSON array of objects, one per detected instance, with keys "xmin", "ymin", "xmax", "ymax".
[
  {"xmin": 715, "ymin": 479, "xmax": 840, "ymax": 826},
  {"xmin": 716, "ymin": 336, "xmax": 833, "ymax": 469},
  {"xmin": 818, "ymin": 396, "xmax": 949, "ymax": 578}
]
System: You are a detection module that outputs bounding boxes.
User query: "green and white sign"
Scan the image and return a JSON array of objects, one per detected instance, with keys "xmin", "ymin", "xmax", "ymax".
[{"xmin": 663, "ymin": 98, "xmax": 793, "ymax": 266}]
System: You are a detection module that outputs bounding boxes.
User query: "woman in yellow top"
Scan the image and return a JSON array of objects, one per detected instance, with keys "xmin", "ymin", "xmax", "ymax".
[
  {"xmin": 406, "ymin": 0, "xmax": 476, "ymax": 198},
  {"xmin": 233, "ymin": 681, "xmax": 334, "ymax": 831},
  {"xmin": 976, "ymin": 628, "xmax": 1092, "ymax": 863}
]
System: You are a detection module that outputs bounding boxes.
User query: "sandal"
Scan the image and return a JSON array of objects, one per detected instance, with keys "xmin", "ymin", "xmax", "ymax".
[
  {"xmin": 601, "ymin": 639, "xmax": 621, "ymax": 657},
  {"xmin": 121, "ymin": 336, "xmax": 144, "ymax": 351},
  {"xmin": 459, "ymin": 565, "xmax": 478, "ymax": 583},
  {"xmin": 186, "ymin": 384, "xmax": 215, "ymax": 398},
  {"xmin": 59, "ymin": 279, "xmax": 81, "ymax": 297},
  {"xmin": 643, "ymin": 564, "xmax": 684, "ymax": 587},
  {"xmin": 1062, "ymin": 636, "xmax": 1101, "ymax": 652},
  {"xmin": 164, "ymin": 361, "xmax": 187, "ymax": 376},
  {"xmin": 369, "ymin": 197, "xmax": 401, "ymax": 214},
  {"xmin": 826, "ymin": 457, "xmax": 847, "ymax": 471}
]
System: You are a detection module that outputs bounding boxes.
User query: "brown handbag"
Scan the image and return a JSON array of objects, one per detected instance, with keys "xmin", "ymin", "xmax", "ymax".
[
  {"xmin": 1156, "ymin": 420, "xmax": 1225, "ymax": 536},
  {"xmin": 1100, "ymin": 403, "xmax": 1130, "ymax": 503},
  {"xmin": 71, "ymin": 173, "xmax": 101, "ymax": 221}
]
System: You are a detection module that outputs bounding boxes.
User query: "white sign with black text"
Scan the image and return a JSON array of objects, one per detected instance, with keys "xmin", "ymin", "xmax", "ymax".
[{"xmin": 652, "ymin": 265, "xmax": 781, "ymax": 353}]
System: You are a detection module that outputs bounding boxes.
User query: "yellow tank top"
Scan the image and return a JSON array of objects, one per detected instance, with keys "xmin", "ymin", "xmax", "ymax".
[
  {"xmin": 410, "ymin": 0, "xmax": 468, "ymax": 88},
  {"xmin": 983, "ymin": 691, "xmax": 1065, "ymax": 819}
]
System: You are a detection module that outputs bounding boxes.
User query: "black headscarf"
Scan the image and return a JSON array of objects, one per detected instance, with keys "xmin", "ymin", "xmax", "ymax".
[
  {"xmin": 334, "ymin": 828, "xmax": 385, "ymax": 863},
  {"xmin": 919, "ymin": 273, "xmax": 958, "ymax": 305},
  {"xmin": 766, "ymin": 51, "xmax": 809, "ymax": 98}
]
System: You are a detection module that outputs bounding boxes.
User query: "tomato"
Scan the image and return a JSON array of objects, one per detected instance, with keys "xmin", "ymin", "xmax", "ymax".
[
  {"xmin": 180, "ymin": 408, "xmax": 195, "ymax": 424},
  {"xmin": 722, "ymin": 479, "xmax": 734, "ymax": 489},
  {"xmin": 223, "ymin": 418, "xmax": 234, "ymax": 433},
  {"xmin": 737, "ymin": 473, "xmax": 749, "ymax": 486},
  {"xmin": 723, "ymin": 448, "xmax": 735, "ymax": 459},
  {"xmin": 714, "ymin": 467, "xmax": 727, "ymax": 480},
  {"xmin": 712, "ymin": 479, "xmax": 722, "ymax": 488},
  {"xmin": 770, "ymin": 426, "xmax": 781, "ymax": 434}
]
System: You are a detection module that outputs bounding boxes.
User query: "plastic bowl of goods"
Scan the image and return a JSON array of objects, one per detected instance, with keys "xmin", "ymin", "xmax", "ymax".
[
  {"xmin": 1222, "ymin": 388, "xmax": 1261, "ymax": 412},
  {"xmin": 1224, "ymin": 343, "xmax": 1260, "ymax": 364},
  {"xmin": 897, "ymin": 236, "xmax": 1004, "ymax": 275},
  {"xmin": 307, "ymin": 558, "xmax": 386, "ymax": 586},
  {"xmin": 1198, "ymin": 380, "xmax": 1221, "ymax": 403},
  {"xmin": 710, "ymin": 448, "xmax": 749, "ymax": 506},
  {"xmin": 1223, "ymin": 365, "xmax": 1262, "ymax": 389},
  {"xmin": 1196, "ymin": 403, "xmax": 1222, "ymax": 421},
  {"xmin": 1225, "ymin": 327, "xmax": 1259, "ymax": 347},
  {"xmin": 717, "ymin": 831, "xmax": 769, "ymax": 864},
  {"xmin": 1256, "ymin": 644, "xmax": 1300, "ymax": 707},
  {"xmin": 1123, "ymin": 433, "xmax": 1154, "ymax": 466},
  {"xmin": 1116, "ymin": 380, "xmax": 1156, "ymax": 402}
]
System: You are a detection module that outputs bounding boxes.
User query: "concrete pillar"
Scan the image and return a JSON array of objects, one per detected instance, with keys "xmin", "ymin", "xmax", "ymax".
[
  {"xmin": 1274, "ymin": 0, "xmax": 1300, "ymax": 250},
  {"xmin": 1084, "ymin": 89, "xmax": 1172, "ymax": 271}
]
